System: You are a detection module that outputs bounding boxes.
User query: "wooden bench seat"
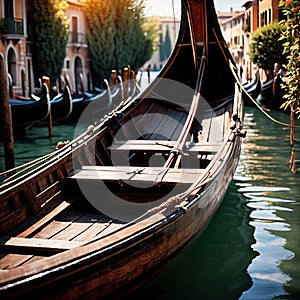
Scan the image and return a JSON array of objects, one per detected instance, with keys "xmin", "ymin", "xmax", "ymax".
[
  {"xmin": 70, "ymin": 166, "xmax": 204, "ymax": 185},
  {"xmin": 185, "ymin": 143, "xmax": 221, "ymax": 153},
  {"xmin": 108, "ymin": 140, "xmax": 176, "ymax": 153},
  {"xmin": 0, "ymin": 237, "xmax": 83, "ymax": 253},
  {"xmin": 108, "ymin": 140, "xmax": 221, "ymax": 154}
]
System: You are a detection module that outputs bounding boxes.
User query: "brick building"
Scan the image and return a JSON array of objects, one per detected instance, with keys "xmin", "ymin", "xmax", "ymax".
[{"xmin": 217, "ymin": 0, "xmax": 285, "ymax": 82}]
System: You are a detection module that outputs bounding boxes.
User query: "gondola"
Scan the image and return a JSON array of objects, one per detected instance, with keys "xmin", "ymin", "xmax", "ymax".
[
  {"xmin": 66, "ymin": 84, "xmax": 120, "ymax": 123},
  {"xmin": 0, "ymin": 0, "xmax": 245, "ymax": 299},
  {"xmin": 9, "ymin": 83, "xmax": 50, "ymax": 129},
  {"xmin": 257, "ymin": 76, "xmax": 284, "ymax": 110},
  {"xmin": 243, "ymin": 76, "xmax": 261, "ymax": 105},
  {"xmin": 67, "ymin": 77, "xmax": 141, "ymax": 123},
  {"xmin": 49, "ymin": 85, "xmax": 73, "ymax": 122}
]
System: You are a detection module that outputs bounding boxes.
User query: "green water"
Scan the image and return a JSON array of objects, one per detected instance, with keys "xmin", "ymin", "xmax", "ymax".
[{"xmin": 0, "ymin": 106, "xmax": 299, "ymax": 299}]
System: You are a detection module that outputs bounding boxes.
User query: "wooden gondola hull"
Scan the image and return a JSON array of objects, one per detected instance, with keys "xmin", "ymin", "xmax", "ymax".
[{"xmin": 0, "ymin": 137, "xmax": 240, "ymax": 300}]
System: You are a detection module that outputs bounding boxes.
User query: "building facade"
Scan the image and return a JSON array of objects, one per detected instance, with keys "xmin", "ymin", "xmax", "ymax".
[
  {"xmin": 0, "ymin": 0, "xmax": 286, "ymax": 96},
  {"xmin": 64, "ymin": 0, "xmax": 90, "ymax": 95},
  {"xmin": 218, "ymin": 0, "xmax": 285, "ymax": 82},
  {"xmin": 0, "ymin": 0, "xmax": 90, "ymax": 97},
  {"xmin": 0, "ymin": 0, "xmax": 27, "ymax": 96},
  {"xmin": 143, "ymin": 16, "xmax": 180, "ymax": 71},
  {"xmin": 218, "ymin": 10, "xmax": 245, "ymax": 71}
]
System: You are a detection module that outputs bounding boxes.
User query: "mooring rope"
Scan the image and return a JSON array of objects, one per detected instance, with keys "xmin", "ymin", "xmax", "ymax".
[
  {"xmin": 0, "ymin": 150, "xmax": 59, "ymax": 183},
  {"xmin": 229, "ymin": 60, "xmax": 300, "ymax": 129},
  {"xmin": 211, "ymin": 25, "xmax": 300, "ymax": 129}
]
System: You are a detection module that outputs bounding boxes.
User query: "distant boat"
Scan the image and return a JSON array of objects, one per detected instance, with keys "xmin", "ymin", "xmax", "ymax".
[
  {"xmin": 9, "ymin": 83, "xmax": 50, "ymax": 129},
  {"xmin": 243, "ymin": 77, "xmax": 261, "ymax": 105},
  {"xmin": 67, "ymin": 86, "xmax": 120, "ymax": 122},
  {"xmin": 257, "ymin": 76, "xmax": 284, "ymax": 110},
  {"xmin": 50, "ymin": 85, "xmax": 73, "ymax": 122},
  {"xmin": 0, "ymin": 0, "xmax": 244, "ymax": 299},
  {"xmin": 67, "ymin": 78, "xmax": 141, "ymax": 123}
]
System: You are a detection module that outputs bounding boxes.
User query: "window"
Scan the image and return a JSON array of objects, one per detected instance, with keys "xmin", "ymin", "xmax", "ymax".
[
  {"xmin": 4, "ymin": 0, "xmax": 14, "ymax": 18},
  {"xmin": 72, "ymin": 16, "xmax": 78, "ymax": 43}
]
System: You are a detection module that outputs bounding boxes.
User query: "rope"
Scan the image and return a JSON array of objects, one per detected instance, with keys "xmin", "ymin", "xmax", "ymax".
[
  {"xmin": 0, "ymin": 150, "xmax": 59, "ymax": 182},
  {"xmin": 212, "ymin": 25, "xmax": 300, "ymax": 129},
  {"xmin": 229, "ymin": 61, "xmax": 300, "ymax": 129}
]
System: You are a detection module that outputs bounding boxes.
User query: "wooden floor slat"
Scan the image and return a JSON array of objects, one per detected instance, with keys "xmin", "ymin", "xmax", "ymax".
[
  {"xmin": 0, "ymin": 254, "xmax": 33, "ymax": 270},
  {"xmin": 17, "ymin": 201, "xmax": 71, "ymax": 238},
  {"xmin": 34, "ymin": 208, "xmax": 87, "ymax": 239}
]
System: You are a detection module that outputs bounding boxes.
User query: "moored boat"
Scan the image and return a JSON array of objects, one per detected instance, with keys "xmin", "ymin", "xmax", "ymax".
[
  {"xmin": 9, "ymin": 83, "xmax": 50, "ymax": 129},
  {"xmin": 0, "ymin": 0, "xmax": 245, "ymax": 299},
  {"xmin": 67, "ymin": 85, "xmax": 119, "ymax": 122},
  {"xmin": 243, "ymin": 75, "xmax": 261, "ymax": 105},
  {"xmin": 50, "ymin": 85, "xmax": 73, "ymax": 122}
]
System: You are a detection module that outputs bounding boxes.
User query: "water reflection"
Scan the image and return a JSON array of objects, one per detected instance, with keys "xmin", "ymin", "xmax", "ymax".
[{"xmin": 237, "ymin": 107, "xmax": 300, "ymax": 299}]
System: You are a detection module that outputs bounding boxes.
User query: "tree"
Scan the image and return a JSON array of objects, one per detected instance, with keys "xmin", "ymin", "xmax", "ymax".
[
  {"xmin": 163, "ymin": 25, "xmax": 172, "ymax": 60},
  {"xmin": 278, "ymin": 0, "xmax": 300, "ymax": 116},
  {"xmin": 278, "ymin": 0, "xmax": 300, "ymax": 173},
  {"xmin": 249, "ymin": 22, "xmax": 286, "ymax": 80},
  {"xmin": 159, "ymin": 25, "xmax": 172, "ymax": 63},
  {"xmin": 85, "ymin": 0, "xmax": 157, "ymax": 87},
  {"xmin": 159, "ymin": 32, "xmax": 165, "ymax": 61},
  {"xmin": 84, "ymin": 1, "xmax": 116, "ymax": 87},
  {"xmin": 27, "ymin": 0, "xmax": 69, "ymax": 87}
]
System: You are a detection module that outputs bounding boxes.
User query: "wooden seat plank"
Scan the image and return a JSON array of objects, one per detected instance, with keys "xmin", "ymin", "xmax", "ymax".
[
  {"xmin": 0, "ymin": 237, "xmax": 83, "ymax": 252},
  {"xmin": 185, "ymin": 143, "xmax": 221, "ymax": 153},
  {"xmin": 70, "ymin": 166, "xmax": 204, "ymax": 185},
  {"xmin": 109, "ymin": 140, "xmax": 221, "ymax": 154},
  {"xmin": 109, "ymin": 140, "xmax": 176, "ymax": 152}
]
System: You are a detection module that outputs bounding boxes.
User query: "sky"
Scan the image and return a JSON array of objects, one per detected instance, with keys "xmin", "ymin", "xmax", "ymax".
[{"xmin": 144, "ymin": 0, "xmax": 245, "ymax": 17}]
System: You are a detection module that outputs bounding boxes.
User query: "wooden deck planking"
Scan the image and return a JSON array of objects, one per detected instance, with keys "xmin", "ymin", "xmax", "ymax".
[
  {"xmin": 91, "ymin": 220, "xmax": 127, "ymax": 240},
  {"xmin": 50, "ymin": 222, "xmax": 92, "ymax": 241},
  {"xmin": 168, "ymin": 111, "xmax": 187, "ymax": 141},
  {"xmin": 0, "ymin": 253, "xmax": 33, "ymax": 270},
  {"xmin": 21, "ymin": 255, "xmax": 47, "ymax": 267},
  {"xmin": 50, "ymin": 210, "xmax": 108, "ymax": 241},
  {"xmin": 109, "ymin": 140, "xmax": 176, "ymax": 152},
  {"xmin": 17, "ymin": 201, "xmax": 71, "ymax": 238},
  {"xmin": 147, "ymin": 108, "xmax": 186, "ymax": 140},
  {"xmin": 185, "ymin": 143, "xmax": 221, "ymax": 153},
  {"xmin": 33, "ymin": 208, "xmax": 87, "ymax": 239},
  {"xmin": 71, "ymin": 221, "xmax": 113, "ymax": 242}
]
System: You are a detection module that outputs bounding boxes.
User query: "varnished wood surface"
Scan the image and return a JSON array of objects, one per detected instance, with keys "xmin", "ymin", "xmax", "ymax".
[
  {"xmin": 71, "ymin": 165, "xmax": 205, "ymax": 185},
  {"xmin": 0, "ymin": 1, "xmax": 243, "ymax": 298}
]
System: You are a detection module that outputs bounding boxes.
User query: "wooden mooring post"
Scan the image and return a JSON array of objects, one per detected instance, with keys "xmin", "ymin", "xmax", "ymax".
[
  {"xmin": 42, "ymin": 76, "xmax": 53, "ymax": 137},
  {"xmin": 0, "ymin": 53, "xmax": 15, "ymax": 170}
]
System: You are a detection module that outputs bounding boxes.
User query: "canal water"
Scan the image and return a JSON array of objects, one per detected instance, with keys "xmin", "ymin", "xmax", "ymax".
[{"xmin": 0, "ymin": 105, "xmax": 299, "ymax": 299}]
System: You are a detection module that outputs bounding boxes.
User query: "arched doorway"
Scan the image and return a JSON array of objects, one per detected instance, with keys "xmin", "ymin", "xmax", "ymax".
[
  {"xmin": 74, "ymin": 56, "xmax": 84, "ymax": 96},
  {"xmin": 7, "ymin": 48, "xmax": 17, "ymax": 85}
]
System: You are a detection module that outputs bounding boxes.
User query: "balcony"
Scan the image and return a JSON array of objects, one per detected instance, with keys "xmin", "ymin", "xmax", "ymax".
[
  {"xmin": 0, "ymin": 18, "xmax": 24, "ymax": 40},
  {"xmin": 68, "ymin": 32, "xmax": 87, "ymax": 46}
]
